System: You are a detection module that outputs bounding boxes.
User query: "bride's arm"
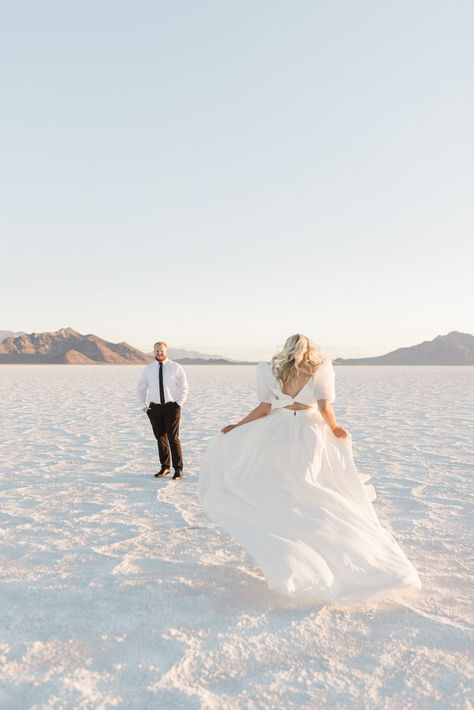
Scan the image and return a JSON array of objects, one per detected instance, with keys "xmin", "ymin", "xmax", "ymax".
[
  {"xmin": 317, "ymin": 400, "xmax": 348, "ymax": 438},
  {"xmin": 221, "ymin": 402, "xmax": 271, "ymax": 434}
]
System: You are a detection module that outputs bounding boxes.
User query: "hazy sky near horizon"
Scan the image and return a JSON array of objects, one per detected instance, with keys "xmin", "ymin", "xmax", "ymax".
[{"xmin": 1, "ymin": 1, "xmax": 473, "ymax": 360}]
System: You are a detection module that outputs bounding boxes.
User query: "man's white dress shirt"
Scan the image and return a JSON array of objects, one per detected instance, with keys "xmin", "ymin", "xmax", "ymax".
[{"xmin": 137, "ymin": 359, "xmax": 189, "ymax": 409}]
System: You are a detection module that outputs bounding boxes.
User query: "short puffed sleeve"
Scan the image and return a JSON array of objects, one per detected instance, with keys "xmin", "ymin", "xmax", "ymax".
[
  {"xmin": 256, "ymin": 362, "xmax": 272, "ymax": 403},
  {"xmin": 313, "ymin": 360, "xmax": 336, "ymax": 403}
]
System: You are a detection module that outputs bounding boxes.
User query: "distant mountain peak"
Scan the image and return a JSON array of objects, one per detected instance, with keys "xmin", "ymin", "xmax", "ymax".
[
  {"xmin": 55, "ymin": 327, "xmax": 81, "ymax": 337},
  {"xmin": 0, "ymin": 329, "xmax": 26, "ymax": 342}
]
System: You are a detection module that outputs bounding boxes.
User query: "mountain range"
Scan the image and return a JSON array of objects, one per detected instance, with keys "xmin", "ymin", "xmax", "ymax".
[
  {"xmin": 151, "ymin": 347, "xmax": 236, "ymax": 361},
  {"xmin": 334, "ymin": 331, "xmax": 474, "ymax": 365},
  {"xmin": 0, "ymin": 328, "xmax": 472, "ymax": 365},
  {"xmin": 0, "ymin": 328, "xmax": 151, "ymax": 364},
  {"xmin": 0, "ymin": 328, "xmax": 246, "ymax": 364}
]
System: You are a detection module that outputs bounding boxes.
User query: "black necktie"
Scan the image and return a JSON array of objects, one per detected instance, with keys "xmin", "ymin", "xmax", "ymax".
[{"xmin": 159, "ymin": 362, "xmax": 165, "ymax": 404}]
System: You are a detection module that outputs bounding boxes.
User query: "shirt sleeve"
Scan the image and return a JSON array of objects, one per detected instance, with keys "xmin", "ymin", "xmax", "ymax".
[
  {"xmin": 256, "ymin": 362, "xmax": 272, "ymax": 403},
  {"xmin": 176, "ymin": 364, "xmax": 189, "ymax": 406},
  {"xmin": 313, "ymin": 360, "xmax": 336, "ymax": 403},
  {"xmin": 137, "ymin": 366, "xmax": 149, "ymax": 409}
]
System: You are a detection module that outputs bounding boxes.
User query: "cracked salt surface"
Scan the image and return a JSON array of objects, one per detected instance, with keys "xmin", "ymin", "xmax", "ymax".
[{"xmin": 0, "ymin": 364, "xmax": 473, "ymax": 709}]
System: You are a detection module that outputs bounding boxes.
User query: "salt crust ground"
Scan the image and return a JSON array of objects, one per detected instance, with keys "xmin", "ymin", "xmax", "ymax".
[{"xmin": 0, "ymin": 365, "xmax": 473, "ymax": 709}]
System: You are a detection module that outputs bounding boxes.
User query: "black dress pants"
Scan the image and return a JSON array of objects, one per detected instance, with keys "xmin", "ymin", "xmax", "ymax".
[{"xmin": 147, "ymin": 401, "xmax": 183, "ymax": 471}]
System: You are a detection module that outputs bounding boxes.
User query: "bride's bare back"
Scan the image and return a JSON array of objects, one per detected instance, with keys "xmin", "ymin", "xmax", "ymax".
[{"xmin": 281, "ymin": 371, "xmax": 313, "ymax": 410}]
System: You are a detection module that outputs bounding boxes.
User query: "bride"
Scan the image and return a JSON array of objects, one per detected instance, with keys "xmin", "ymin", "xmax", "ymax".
[{"xmin": 198, "ymin": 334, "xmax": 422, "ymax": 605}]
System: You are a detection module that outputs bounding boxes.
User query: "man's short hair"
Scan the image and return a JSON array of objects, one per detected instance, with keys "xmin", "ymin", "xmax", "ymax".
[{"xmin": 154, "ymin": 341, "xmax": 168, "ymax": 348}]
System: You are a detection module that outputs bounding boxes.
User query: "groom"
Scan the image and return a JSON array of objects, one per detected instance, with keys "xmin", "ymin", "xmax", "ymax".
[{"xmin": 137, "ymin": 341, "xmax": 189, "ymax": 480}]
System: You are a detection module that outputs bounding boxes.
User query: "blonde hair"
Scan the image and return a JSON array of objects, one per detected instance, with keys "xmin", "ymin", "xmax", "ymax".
[{"xmin": 271, "ymin": 334, "xmax": 326, "ymax": 384}]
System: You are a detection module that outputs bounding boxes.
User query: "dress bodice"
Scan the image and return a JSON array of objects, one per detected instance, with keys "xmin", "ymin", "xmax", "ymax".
[{"xmin": 256, "ymin": 360, "xmax": 336, "ymax": 409}]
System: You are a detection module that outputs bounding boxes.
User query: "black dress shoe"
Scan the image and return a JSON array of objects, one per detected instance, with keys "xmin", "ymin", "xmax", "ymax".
[
  {"xmin": 172, "ymin": 470, "xmax": 183, "ymax": 480},
  {"xmin": 154, "ymin": 467, "xmax": 171, "ymax": 478}
]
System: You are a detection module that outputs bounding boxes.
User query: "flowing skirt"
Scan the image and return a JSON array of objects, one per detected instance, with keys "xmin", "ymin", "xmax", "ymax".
[{"xmin": 198, "ymin": 407, "xmax": 422, "ymax": 605}]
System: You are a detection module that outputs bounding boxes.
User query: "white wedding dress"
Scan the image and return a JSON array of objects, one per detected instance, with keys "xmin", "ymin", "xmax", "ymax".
[{"xmin": 198, "ymin": 360, "xmax": 422, "ymax": 605}]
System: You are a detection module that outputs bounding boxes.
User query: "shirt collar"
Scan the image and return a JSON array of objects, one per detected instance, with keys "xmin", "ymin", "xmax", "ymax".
[{"xmin": 156, "ymin": 358, "xmax": 169, "ymax": 364}]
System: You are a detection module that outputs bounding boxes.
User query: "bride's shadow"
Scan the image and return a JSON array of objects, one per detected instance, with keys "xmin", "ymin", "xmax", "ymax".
[
  {"xmin": 152, "ymin": 532, "xmax": 329, "ymax": 618},
  {"xmin": 155, "ymin": 523, "xmax": 409, "ymax": 623}
]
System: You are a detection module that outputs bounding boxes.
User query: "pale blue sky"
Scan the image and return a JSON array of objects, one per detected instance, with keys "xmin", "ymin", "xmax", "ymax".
[{"xmin": 1, "ymin": 1, "xmax": 472, "ymax": 359}]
